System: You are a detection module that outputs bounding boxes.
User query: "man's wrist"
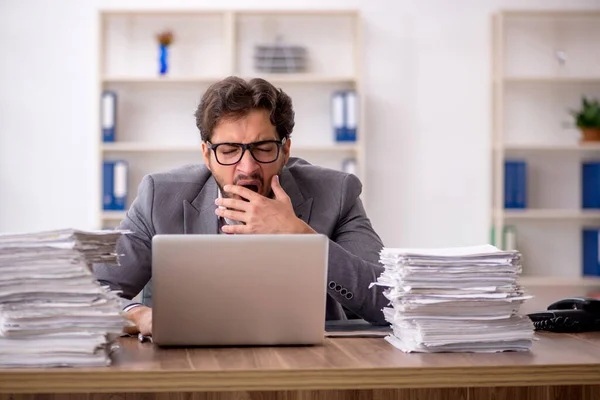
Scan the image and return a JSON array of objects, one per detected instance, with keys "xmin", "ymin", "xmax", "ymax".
[
  {"xmin": 123, "ymin": 304, "xmax": 148, "ymax": 335},
  {"xmin": 123, "ymin": 303, "xmax": 143, "ymax": 313}
]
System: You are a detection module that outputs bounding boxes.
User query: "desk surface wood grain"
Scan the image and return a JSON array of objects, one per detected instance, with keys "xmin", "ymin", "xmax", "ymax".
[{"xmin": 1, "ymin": 284, "xmax": 600, "ymax": 394}]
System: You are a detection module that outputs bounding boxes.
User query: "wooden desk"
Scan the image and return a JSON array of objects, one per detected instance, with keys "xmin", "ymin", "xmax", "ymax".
[{"xmin": 2, "ymin": 284, "xmax": 600, "ymax": 400}]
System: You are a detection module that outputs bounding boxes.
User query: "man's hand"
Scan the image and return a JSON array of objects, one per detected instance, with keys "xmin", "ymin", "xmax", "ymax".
[
  {"xmin": 124, "ymin": 305, "xmax": 152, "ymax": 336},
  {"xmin": 215, "ymin": 175, "xmax": 316, "ymax": 235}
]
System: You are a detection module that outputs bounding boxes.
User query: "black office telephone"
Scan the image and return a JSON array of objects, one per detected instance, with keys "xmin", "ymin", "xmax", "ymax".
[{"xmin": 528, "ymin": 297, "xmax": 600, "ymax": 333}]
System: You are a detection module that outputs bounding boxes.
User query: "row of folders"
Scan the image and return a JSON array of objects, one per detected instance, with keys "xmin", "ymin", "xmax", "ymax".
[
  {"xmin": 504, "ymin": 160, "xmax": 600, "ymax": 209},
  {"xmin": 101, "ymin": 89, "xmax": 359, "ymax": 143}
]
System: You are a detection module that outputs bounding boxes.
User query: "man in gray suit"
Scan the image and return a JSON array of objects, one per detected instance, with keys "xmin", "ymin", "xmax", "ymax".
[{"xmin": 94, "ymin": 76, "xmax": 388, "ymax": 336}]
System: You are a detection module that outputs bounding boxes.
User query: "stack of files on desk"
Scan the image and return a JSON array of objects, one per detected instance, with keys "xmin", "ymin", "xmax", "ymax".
[
  {"xmin": 0, "ymin": 229, "xmax": 132, "ymax": 367},
  {"xmin": 371, "ymin": 244, "xmax": 534, "ymax": 353}
]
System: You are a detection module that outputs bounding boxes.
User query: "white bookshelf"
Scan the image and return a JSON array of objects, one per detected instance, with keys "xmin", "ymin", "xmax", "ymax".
[
  {"xmin": 502, "ymin": 143, "xmax": 600, "ymax": 151},
  {"xmin": 492, "ymin": 10, "xmax": 600, "ymax": 279},
  {"xmin": 98, "ymin": 9, "xmax": 364, "ymax": 228}
]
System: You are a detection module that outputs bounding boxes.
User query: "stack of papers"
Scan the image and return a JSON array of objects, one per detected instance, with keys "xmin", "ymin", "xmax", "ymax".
[
  {"xmin": 0, "ymin": 229, "xmax": 131, "ymax": 367},
  {"xmin": 371, "ymin": 244, "xmax": 534, "ymax": 353}
]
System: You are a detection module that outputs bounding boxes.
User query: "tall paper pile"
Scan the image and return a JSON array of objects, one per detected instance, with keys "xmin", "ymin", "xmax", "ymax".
[
  {"xmin": 0, "ymin": 229, "xmax": 131, "ymax": 367},
  {"xmin": 371, "ymin": 244, "xmax": 534, "ymax": 353}
]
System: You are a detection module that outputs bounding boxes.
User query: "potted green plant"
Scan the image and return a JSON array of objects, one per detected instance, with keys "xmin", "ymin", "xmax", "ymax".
[{"xmin": 571, "ymin": 96, "xmax": 600, "ymax": 142}]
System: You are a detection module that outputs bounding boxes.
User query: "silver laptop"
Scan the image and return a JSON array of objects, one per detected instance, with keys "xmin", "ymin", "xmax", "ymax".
[{"xmin": 151, "ymin": 234, "xmax": 329, "ymax": 346}]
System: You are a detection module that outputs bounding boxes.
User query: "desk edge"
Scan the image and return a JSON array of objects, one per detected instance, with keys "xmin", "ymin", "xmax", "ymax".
[{"xmin": 1, "ymin": 364, "xmax": 600, "ymax": 393}]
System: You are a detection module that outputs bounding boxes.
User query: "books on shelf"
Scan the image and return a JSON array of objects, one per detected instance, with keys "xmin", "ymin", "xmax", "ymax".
[
  {"xmin": 103, "ymin": 160, "xmax": 128, "ymax": 211},
  {"xmin": 332, "ymin": 90, "xmax": 357, "ymax": 142},
  {"xmin": 371, "ymin": 244, "xmax": 534, "ymax": 353},
  {"xmin": 504, "ymin": 160, "xmax": 527, "ymax": 209}
]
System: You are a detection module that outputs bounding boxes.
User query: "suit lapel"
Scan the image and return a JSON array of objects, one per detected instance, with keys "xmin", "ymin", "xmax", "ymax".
[
  {"xmin": 280, "ymin": 168, "xmax": 313, "ymax": 225},
  {"xmin": 184, "ymin": 176, "xmax": 218, "ymax": 234}
]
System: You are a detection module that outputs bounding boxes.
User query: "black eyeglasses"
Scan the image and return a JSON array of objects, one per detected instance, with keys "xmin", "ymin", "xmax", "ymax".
[{"xmin": 207, "ymin": 138, "xmax": 286, "ymax": 166}]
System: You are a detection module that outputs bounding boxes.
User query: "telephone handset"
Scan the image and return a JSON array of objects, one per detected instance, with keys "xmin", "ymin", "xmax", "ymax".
[{"xmin": 528, "ymin": 297, "xmax": 600, "ymax": 333}]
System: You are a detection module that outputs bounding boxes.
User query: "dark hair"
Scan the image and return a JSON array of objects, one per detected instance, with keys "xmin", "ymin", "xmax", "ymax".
[{"xmin": 195, "ymin": 76, "xmax": 295, "ymax": 142}]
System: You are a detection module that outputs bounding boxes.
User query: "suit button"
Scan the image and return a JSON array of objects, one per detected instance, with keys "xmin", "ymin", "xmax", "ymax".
[
  {"xmin": 340, "ymin": 288, "xmax": 348, "ymax": 296},
  {"xmin": 328, "ymin": 281, "xmax": 336, "ymax": 289},
  {"xmin": 346, "ymin": 292, "xmax": 354, "ymax": 300},
  {"xmin": 335, "ymin": 284, "xmax": 342, "ymax": 292}
]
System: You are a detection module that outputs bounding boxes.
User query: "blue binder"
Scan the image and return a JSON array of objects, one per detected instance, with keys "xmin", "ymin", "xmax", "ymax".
[
  {"xmin": 102, "ymin": 161, "xmax": 114, "ymax": 210},
  {"xmin": 343, "ymin": 90, "xmax": 357, "ymax": 142},
  {"xmin": 102, "ymin": 160, "xmax": 128, "ymax": 210},
  {"xmin": 514, "ymin": 160, "xmax": 527, "ymax": 208},
  {"xmin": 504, "ymin": 160, "xmax": 527, "ymax": 209},
  {"xmin": 582, "ymin": 228, "xmax": 600, "ymax": 276},
  {"xmin": 101, "ymin": 91, "xmax": 117, "ymax": 142},
  {"xmin": 332, "ymin": 91, "xmax": 346, "ymax": 141},
  {"xmin": 582, "ymin": 162, "xmax": 600, "ymax": 209}
]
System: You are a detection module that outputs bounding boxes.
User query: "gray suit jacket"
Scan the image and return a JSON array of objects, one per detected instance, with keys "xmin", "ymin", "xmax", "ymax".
[{"xmin": 94, "ymin": 157, "xmax": 388, "ymax": 325}]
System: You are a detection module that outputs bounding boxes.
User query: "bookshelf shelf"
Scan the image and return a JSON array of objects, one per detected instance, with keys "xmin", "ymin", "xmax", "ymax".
[
  {"xmin": 519, "ymin": 276, "xmax": 600, "ymax": 286},
  {"xmin": 246, "ymin": 74, "xmax": 357, "ymax": 84},
  {"xmin": 102, "ymin": 74, "xmax": 358, "ymax": 84},
  {"xmin": 100, "ymin": 9, "xmax": 360, "ymax": 17},
  {"xmin": 502, "ymin": 209, "xmax": 600, "ymax": 220},
  {"xmin": 100, "ymin": 9, "xmax": 226, "ymax": 17},
  {"xmin": 234, "ymin": 10, "xmax": 359, "ymax": 17},
  {"xmin": 102, "ymin": 76, "xmax": 224, "ymax": 84},
  {"xmin": 503, "ymin": 77, "xmax": 600, "ymax": 84},
  {"xmin": 293, "ymin": 144, "xmax": 360, "ymax": 152},
  {"xmin": 102, "ymin": 143, "xmax": 203, "ymax": 152},
  {"xmin": 98, "ymin": 9, "xmax": 364, "ymax": 229},
  {"xmin": 501, "ymin": 143, "xmax": 600, "ymax": 151},
  {"xmin": 101, "ymin": 211, "xmax": 127, "ymax": 221},
  {"xmin": 101, "ymin": 143, "xmax": 360, "ymax": 153},
  {"xmin": 492, "ymin": 10, "xmax": 600, "ymax": 279},
  {"xmin": 500, "ymin": 10, "xmax": 600, "ymax": 18}
]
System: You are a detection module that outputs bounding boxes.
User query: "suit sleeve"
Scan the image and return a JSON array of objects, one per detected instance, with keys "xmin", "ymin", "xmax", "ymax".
[
  {"xmin": 326, "ymin": 174, "xmax": 389, "ymax": 325},
  {"xmin": 93, "ymin": 175, "xmax": 156, "ymax": 302}
]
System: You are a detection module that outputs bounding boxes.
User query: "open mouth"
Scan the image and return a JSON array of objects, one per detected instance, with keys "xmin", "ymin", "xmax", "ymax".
[
  {"xmin": 234, "ymin": 177, "xmax": 262, "ymax": 199},
  {"xmin": 242, "ymin": 184, "xmax": 259, "ymax": 193}
]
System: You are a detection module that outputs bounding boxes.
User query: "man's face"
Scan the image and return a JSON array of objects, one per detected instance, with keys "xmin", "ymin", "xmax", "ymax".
[{"xmin": 201, "ymin": 109, "xmax": 291, "ymax": 200}]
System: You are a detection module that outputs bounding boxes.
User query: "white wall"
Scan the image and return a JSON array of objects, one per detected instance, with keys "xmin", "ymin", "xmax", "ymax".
[{"xmin": 1, "ymin": 0, "xmax": 599, "ymax": 247}]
